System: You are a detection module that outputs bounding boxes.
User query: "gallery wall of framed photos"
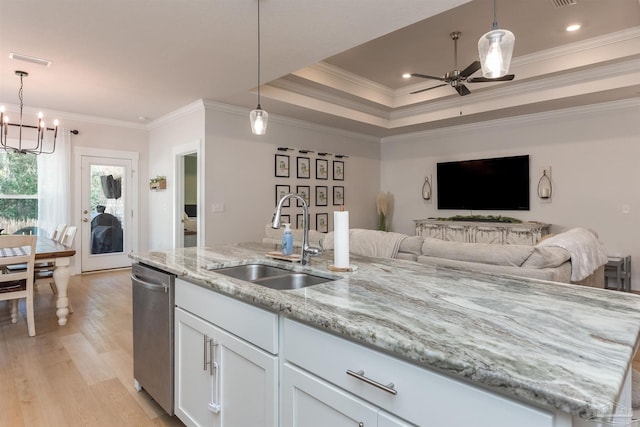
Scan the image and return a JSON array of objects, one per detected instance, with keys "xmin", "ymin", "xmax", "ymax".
[{"xmin": 273, "ymin": 147, "xmax": 348, "ymax": 233}]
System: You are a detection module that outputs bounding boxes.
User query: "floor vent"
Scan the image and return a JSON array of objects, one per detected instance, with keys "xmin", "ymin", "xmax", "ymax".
[{"xmin": 550, "ymin": 0, "xmax": 577, "ymax": 7}]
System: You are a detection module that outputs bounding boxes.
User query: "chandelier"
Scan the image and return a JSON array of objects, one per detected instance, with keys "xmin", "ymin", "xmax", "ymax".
[{"xmin": 0, "ymin": 70, "xmax": 59, "ymax": 154}]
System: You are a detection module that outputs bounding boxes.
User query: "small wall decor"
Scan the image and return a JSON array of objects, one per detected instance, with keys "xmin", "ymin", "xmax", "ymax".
[
  {"xmin": 280, "ymin": 214, "xmax": 290, "ymax": 225},
  {"xmin": 296, "ymin": 185, "xmax": 310, "ymax": 207},
  {"xmin": 333, "ymin": 160, "xmax": 344, "ymax": 181},
  {"xmin": 537, "ymin": 167, "xmax": 552, "ymax": 199},
  {"xmin": 315, "ymin": 186, "xmax": 328, "ymax": 206},
  {"xmin": 297, "ymin": 156, "xmax": 311, "ymax": 179},
  {"xmin": 316, "ymin": 159, "xmax": 328, "ymax": 180},
  {"xmin": 422, "ymin": 175, "xmax": 432, "ymax": 200},
  {"xmin": 333, "ymin": 186, "xmax": 345, "ymax": 206},
  {"xmin": 275, "ymin": 154, "xmax": 290, "ymax": 177},
  {"xmin": 316, "ymin": 213, "xmax": 328, "ymax": 233},
  {"xmin": 296, "ymin": 214, "xmax": 304, "ymax": 229},
  {"xmin": 275, "ymin": 185, "xmax": 290, "ymax": 206},
  {"xmin": 149, "ymin": 176, "xmax": 167, "ymax": 190}
]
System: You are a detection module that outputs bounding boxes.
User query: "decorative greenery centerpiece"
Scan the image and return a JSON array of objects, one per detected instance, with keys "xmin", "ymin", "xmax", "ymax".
[
  {"xmin": 436, "ymin": 214, "xmax": 522, "ymax": 223},
  {"xmin": 149, "ymin": 176, "xmax": 167, "ymax": 190},
  {"xmin": 376, "ymin": 192, "xmax": 392, "ymax": 231}
]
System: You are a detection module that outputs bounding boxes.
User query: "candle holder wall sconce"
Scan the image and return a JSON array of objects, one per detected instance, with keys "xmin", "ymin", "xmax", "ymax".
[
  {"xmin": 422, "ymin": 175, "xmax": 432, "ymax": 201},
  {"xmin": 537, "ymin": 167, "xmax": 552, "ymax": 199}
]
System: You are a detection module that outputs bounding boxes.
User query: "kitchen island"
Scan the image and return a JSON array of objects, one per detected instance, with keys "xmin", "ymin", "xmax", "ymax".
[{"xmin": 131, "ymin": 243, "xmax": 640, "ymax": 426}]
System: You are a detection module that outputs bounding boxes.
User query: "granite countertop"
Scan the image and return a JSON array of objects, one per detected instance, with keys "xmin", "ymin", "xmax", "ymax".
[{"xmin": 130, "ymin": 242, "xmax": 640, "ymax": 421}]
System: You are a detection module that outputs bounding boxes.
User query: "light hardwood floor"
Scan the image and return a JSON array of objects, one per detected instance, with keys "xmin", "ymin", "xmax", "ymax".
[{"xmin": 0, "ymin": 269, "xmax": 184, "ymax": 427}]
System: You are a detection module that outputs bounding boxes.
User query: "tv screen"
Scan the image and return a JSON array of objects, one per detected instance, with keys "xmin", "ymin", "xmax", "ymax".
[{"xmin": 437, "ymin": 155, "xmax": 529, "ymax": 210}]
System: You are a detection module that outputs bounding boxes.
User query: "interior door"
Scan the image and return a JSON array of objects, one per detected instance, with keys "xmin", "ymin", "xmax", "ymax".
[{"xmin": 80, "ymin": 155, "xmax": 132, "ymax": 271}]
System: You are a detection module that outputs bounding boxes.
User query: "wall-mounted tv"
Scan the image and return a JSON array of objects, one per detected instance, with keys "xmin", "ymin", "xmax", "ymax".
[{"xmin": 437, "ymin": 155, "xmax": 529, "ymax": 210}]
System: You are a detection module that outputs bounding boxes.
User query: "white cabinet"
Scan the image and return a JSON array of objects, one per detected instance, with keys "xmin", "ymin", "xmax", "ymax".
[
  {"xmin": 283, "ymin": 363, "xmax": 412, "ymax": 427},
  {"xmin": 283, "ymin": 319, "xmax": 556, "ymax": 427},
  {"xmin": 174, "ymin": 280, "xmax": 278, "ymax": 427}
]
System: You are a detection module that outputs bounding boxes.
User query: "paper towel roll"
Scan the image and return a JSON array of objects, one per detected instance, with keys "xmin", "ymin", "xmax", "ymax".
[{"xmin": 333, "ymin": 211, "xmax": 350, "ymax": 268}]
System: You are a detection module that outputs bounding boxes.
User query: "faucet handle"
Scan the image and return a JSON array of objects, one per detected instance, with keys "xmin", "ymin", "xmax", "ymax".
[{"xmin": 306, "ymin": 246, "xmax": 322, "ymax": 257}]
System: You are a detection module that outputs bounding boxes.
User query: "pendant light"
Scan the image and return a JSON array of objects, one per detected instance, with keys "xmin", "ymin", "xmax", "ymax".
[
  {"xmin": 249, "ymin": 0, "xmax": 268, "ymax": 135},
  {"xmin": 477, "ymin": 0, "xmax": 515, "ymax": 79}
]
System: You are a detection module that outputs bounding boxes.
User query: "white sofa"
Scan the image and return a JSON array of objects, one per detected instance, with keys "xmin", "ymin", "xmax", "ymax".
[{"xmin": 264, "ymin": 224, "xmax": 607, "ymax": 288}]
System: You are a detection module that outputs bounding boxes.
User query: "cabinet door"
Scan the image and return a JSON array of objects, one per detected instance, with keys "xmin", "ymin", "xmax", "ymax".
[
  {"xmin": 175, "ymin": 308, "xmax": 217, "ymax": 427},
  {"xmin": 378, "ymin": 411, "xmax": 416, "ymax": 427},
  {"xmin": 283, "ymin": 363, "xmax": 377, "ymax": 427},
  {"xmin": 214, "ymin": 327, "xmax": 278, "ymax": 427}
]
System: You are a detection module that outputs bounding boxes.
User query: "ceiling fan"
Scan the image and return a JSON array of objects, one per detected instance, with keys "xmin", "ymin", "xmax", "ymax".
[{"xmin": 410, "ymin": 31, "xmax": 514, "ymax": 96}]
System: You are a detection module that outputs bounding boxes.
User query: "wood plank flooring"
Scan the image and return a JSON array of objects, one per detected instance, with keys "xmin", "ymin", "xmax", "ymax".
[{"xmin": 0, "ymin": 269, "xmax": 184, "ymax": 427}]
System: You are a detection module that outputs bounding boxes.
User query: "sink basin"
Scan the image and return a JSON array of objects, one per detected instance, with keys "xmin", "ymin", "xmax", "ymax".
[
  {"xmin": 212, "ymin": 264, "xmax": 336, "ymax": 290},
  {"xmin": 213, "ymin": 264, "xmax": 291, "ymax": 282}
]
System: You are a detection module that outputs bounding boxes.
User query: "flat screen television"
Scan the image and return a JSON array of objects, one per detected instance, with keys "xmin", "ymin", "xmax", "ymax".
[{"xmin": 437, "ymin": 155, "xmax": 530, "ymax": 210}]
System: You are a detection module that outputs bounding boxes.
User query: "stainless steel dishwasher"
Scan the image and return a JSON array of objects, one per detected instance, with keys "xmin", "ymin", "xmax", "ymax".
[{"xmin": 131, "ymin": 262, "xmax": 175, "ymax": 415}]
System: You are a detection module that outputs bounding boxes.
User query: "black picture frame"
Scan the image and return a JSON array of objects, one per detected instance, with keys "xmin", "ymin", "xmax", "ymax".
[
  {"xmin": 275, "ymin": 154, "xmax": 290, "ymax": 178},
  {"xmin": 280, "ymin": 214, "xmax": 290, "ymax": 225},
  {"xmin": 333, "ymin": 186, "xmax": 345, "ymax": 206},
  {"xmin": 275, "ymin": 185, "xmax": 290, "ymax": 207},
  {"xmin": 296, "ymin": 185, "xmax": 311, "ymax": 207},
  {"xmin": 297, "ymin": 156, "xmax": 311, "ymax": 179},
  {"xmin": 315, "ymin": 186, "xmax": 328, "ymax": 206},
  {"xmin": 333, "ymin": 160, "xmax": 344, "ymax": 181},
  {"xmin": 316, "ymin": 159, "xmax": 328, "ymax": 180},
  {"xmin": 316, "ymin": 213, "xmax": 329, "ymax": 233},
  {"xmin": 296, "ymin": 214, "xmax": 304, "ymax": 230}
]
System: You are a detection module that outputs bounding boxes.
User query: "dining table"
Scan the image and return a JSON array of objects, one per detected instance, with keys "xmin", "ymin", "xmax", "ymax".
[{"xmin": 35, "ymin": 235, "xmax": 76, "ymax": 326}]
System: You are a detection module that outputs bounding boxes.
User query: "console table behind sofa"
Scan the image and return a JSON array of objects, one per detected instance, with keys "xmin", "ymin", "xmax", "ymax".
[{"xmin": 414, "ymin": 220, "xmax": 551, "ymax": 246}]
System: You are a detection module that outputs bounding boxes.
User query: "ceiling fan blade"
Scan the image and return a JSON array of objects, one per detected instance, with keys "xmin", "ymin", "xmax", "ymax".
[
  {"xmin": 467, "ymin": 74, "xmax": 516, "ymax": 83},
  {"xmin": 459, "ymin": 61, "xmax": 481, "ymax": 78},
  {"xmin": 410, "ymin": 73, "xmax": 446, "ymax": 82},
  {"xmin": 410, "ymin": 83, "xmax": 448, "ymax": 94},
  {"xmin": 455, "ymin": 84, "xmax": 471, "ymax": 96}
]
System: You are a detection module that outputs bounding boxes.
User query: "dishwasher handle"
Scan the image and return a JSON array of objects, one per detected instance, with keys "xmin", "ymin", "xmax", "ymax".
[{"xmin": 131, "ymin": 274, "xmax": 169, "ymax": 293}]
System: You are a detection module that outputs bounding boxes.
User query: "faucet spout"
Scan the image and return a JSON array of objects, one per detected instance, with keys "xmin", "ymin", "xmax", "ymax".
[{"xmin": 272, "ymin": 193, "xmax": 322, "ymax": 265}]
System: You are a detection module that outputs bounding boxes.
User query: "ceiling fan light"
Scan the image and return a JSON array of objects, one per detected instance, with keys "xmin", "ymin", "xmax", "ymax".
[
  {"xmin": 478, "ymin": 29, "xmax": 515, "ymax": 78},
  {"xmin": 250, "ymin": 107, "xmax": 268, "ymax": 135}
]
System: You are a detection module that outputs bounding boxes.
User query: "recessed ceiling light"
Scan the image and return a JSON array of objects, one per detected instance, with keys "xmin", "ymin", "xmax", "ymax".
[
  {"xmin": 9, "ymin": 52, "xmax": 52, "ymax": 67},
  {"xmin": 402, "ymin": 73, "xmax": 411, "ymax": 79},
  {"xmin": 566, "ymin": 24, "xmax": 581, "ymax": 32}
]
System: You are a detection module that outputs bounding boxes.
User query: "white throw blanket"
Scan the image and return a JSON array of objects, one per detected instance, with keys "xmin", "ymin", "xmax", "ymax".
[
  {"xmin": 324, "ymin": 229, "xmax": 406, "ymax": 259},
  {"xmin": 537, "ymin": 228, "xmax": 608, "ymax": 281}
]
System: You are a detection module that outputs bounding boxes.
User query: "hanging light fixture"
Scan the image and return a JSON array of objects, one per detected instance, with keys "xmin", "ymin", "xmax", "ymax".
[
  {"xmin": 477, "ymin": 0, "xmax": 515, "ymax": 79},
  {"xmin": 249, "ymin": 0, "xmax": 268, "ymax": 135},
  {"xmin": 0, "ymin": 70, "xmax": 59, "ymax": 154}
]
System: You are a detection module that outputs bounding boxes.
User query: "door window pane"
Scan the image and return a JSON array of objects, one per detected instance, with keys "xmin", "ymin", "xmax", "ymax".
[{"xmin": 90, "ymin": 164, "xmax": 125, "ymax": 254}]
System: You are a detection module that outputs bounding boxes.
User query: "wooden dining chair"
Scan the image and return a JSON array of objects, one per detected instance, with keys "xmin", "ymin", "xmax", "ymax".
[
  {"xmin": 51, "ymin": 224, "xmax": 67, "ymax": 242},
  {"xmin": 0, "ymin": 235, "xmax": 37, "ymax": 336}
]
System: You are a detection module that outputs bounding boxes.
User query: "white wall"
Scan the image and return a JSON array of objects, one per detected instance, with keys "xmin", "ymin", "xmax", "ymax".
[
  {"xmin": 147, "ymin": 102, "xmax": 205, "ymax": 251},
  {"xmin": 381, "ymin": 99, "xmax": 640, "ymax": 290},
  {"xmin": 146, "ymin": 100, "xmax": 380, "ymax": 251},
  {"xmin": 202, "ymin": 103, "xmax": 381, "ymax": 245}
]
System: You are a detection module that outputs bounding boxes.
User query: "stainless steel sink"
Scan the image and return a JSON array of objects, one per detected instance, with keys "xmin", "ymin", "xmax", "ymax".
[
  {"xmin": 213, "ymin": 264, "xmax": 291, "ymax": 282},
  {"xmin": 212, "ymin": 264, "xmax": 336, "ymax": 290}
]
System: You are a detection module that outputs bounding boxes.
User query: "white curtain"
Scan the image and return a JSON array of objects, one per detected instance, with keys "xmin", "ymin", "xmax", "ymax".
[{"xmin": 37, "ymin": 128, "xmax": 71, "ymax": 238}]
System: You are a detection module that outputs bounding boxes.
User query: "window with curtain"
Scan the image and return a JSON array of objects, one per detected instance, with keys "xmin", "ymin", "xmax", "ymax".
[{"xmin": 0, "ymin": 152, "xmax": 38, "ymax": 234}]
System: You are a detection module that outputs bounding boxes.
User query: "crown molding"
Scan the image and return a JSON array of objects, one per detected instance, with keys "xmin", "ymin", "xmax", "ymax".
[
  {"xmin": 147, "ymin": 99, "xmax": 206, "ymax": 129},
  {"xmin": 382, "ymin": 98, "xmax": 640, "ymax": 144},
  {"xmin": 299, "ymin": 62, "xmax": 396, "ymax": 98},
  {"xmin": 0, "ymin": 102, "xmax": 148, "ymax": 131}
]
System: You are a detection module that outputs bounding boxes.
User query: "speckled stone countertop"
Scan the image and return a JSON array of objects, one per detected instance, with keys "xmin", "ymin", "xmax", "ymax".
[{"xmin": 130, "ymin": 243, "xmax": 640, "ymax": 421}]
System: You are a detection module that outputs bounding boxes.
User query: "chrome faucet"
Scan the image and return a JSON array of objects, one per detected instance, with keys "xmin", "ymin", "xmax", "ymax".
[{"xmin": 272, "ymin": 193, "xmax": 321, "ymax": 265}]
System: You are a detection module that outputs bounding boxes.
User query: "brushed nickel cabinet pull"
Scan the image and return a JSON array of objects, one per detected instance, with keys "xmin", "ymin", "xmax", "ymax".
[{"xmin": 346, "ymin": 369, "xmax": 397, "ymax": 395}]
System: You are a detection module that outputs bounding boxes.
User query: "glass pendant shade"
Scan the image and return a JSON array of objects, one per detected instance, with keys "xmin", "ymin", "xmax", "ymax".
[
  {"xmin": 478, "ymin": 29, "xmax": 515, "ymax": 78},
  {"xmin": 250, "ymin": 107, "xmax": 268, "ymax": 135}
]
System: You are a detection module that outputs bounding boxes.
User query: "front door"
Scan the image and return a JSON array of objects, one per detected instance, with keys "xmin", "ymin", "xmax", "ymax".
[{"xmin": 80, "ymin": 155, "xmax": 133, "ymax": 271}]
